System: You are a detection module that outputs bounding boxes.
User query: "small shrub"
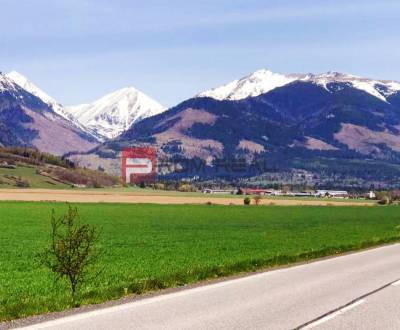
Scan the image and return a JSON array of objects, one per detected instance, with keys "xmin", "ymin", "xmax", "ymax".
[
  {"xmin": 92, "ymin": 181, "xmax": 103, "ymax": 189},
  {"xmin": 378, "ymin": 196, "xmax": 392, "ymax": 205},
  {"xmin": 154, "ymin": 183, "xmax": 166, "ymax": 190},
  {"xmin": 244, "ymin": 197, "xmax": 251, "ymax": 205},
  {"xmin": 178, "ymin": 183, "xmax": 196, "ymax": 192},
  {"xmin": 15, "ymin": 179, "xmax": 30, "ymax": 188},
  {"xmin": 253, "ymin": 195, "xmax": 262, "ymax": 205},
  {"xmin": 37, "ymin": 206, "xmax": 101, "ymax": 305}
]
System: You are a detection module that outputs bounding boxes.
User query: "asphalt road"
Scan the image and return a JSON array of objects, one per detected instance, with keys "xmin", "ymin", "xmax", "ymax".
[{"xmin": 16, "ymin": 244, "xmax": 400, "ymax": 330}]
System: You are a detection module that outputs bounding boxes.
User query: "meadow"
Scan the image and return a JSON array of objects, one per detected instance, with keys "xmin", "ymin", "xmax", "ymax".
[
  {"xmin": 0, "ymin": 166, "xmax": 69, "ymax": 189},
  {"xmin": 0, "ymin": 201, "xmax": 399, "ymax": 322}
]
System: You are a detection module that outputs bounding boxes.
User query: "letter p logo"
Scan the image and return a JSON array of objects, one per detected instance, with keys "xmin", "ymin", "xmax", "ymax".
[{"xmin": 121, "ymin": 147, "xmax": 157, "ymax": 184}]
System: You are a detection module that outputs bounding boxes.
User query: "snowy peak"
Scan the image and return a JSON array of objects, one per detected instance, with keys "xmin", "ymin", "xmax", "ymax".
[
  {"xmin": 302, "ymin": 71, "xmax": 400, "ymax": 102},
  {"xmin": 6, "ymin": 71, "xmax": 65, "ymax": 115},
  {"xmin": 5, "ymin": 71, "xmax": 165, "ymax": 140},
  {"xmin": 198, "ymin": 69, "xmax": 301, "ymax": 100},
  {"xmin": 65, "ymin": 87, "xmax": 165, "ymax": 140},
  {"xmin": 0, "ymin": 71, "xmax": 20, "ymax": 94},
  {"xmin": 198, "ymin": 69, "xmax": 400, "ymax": 103},
  {"xmin": 5, "ymin": 71, "xmax": 100, "ymax": 139},
  {"xmin": 7, "ymin": 71, "xmax": 53, "ymax": 103}
]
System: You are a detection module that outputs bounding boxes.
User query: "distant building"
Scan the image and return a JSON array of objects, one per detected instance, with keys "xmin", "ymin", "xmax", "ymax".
[
  {"xmin": 202, "ymin": 189, "xmax": 237, "ymax": 194},
  {"xmin": 315, "ymin": 190, "xmax": 349, "ymax": 198},
  {"xmin": 238, "ymin": 188, "xmax": 281, "ymax": 196},
  {"xmin": 286, "ymin": 191, "xmax": 313, "ymax": 197}
]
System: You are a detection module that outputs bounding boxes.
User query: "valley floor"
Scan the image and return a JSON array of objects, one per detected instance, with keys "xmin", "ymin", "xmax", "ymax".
[{"xmin": 0, "ymin": 188, "xmax": 374, "ymax": 206}]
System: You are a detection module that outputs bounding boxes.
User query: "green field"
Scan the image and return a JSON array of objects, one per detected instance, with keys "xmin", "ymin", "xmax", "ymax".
[{"xmin": 0, "ymin": 202, "xmax": 398, "ymax": 322}]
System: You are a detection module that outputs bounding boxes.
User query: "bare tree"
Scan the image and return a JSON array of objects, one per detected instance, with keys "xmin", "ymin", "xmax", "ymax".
[{"xmin": 37, "ymin": 205, "xmax": 101, "ymax": 304}]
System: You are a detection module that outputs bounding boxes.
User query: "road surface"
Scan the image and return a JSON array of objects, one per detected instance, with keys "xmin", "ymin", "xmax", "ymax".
[{"xmin": 14, "ymin": 244, "xmax": 400, "ymax": 329}]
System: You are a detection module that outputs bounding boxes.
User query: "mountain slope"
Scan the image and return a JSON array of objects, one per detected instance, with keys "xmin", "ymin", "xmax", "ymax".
[
  {"xmin": 65, "ymin": 87, "xmax": 165, "ymax": 140},
  {"xmin": 0, "ymin": 72, "xmax": 98, "ymax": 156}
]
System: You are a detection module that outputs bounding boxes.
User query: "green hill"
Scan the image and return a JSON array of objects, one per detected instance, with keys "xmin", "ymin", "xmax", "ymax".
[{"xmin": 0, "ymin": 147, "xmax": 120, "ymax": 189}]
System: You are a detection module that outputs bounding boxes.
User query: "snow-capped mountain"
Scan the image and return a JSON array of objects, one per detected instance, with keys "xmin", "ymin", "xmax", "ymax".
[
  {"xmin": 198, "ymin": 69, "xmax": 302, "ymax": 100},
  {"xmin": 6, "ymin": 71, "xmax": 165, "ymax": 141},
  {"xmin": 303, "ymin": 71, "xmax": 400, "ymax": 102},
  {"xmin": 0, "ymin": 72, "xmax": 18, "ymax": 94},
  {"xmin": 80, "ymin": 69, "xmax": 400, "ymax": 188},
  {"xmin": 198, "ymin": 69, "xmax": 400, "ymax": 103},
  {"xmin": 65, "ymin": 87, "xmax": 165, "ymax": 140},
  {"xmin": 0, "ymin": 71, "xmax": 98, "ymax": 155},
  {"xmin": 6, "ymin": 71, "xmax": 101, "ymax": 140},
  {"xmin": 6, "ymin": 71, "xmax": 65, "ymax": 117}
]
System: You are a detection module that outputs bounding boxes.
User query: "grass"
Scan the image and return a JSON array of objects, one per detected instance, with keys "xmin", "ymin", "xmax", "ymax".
[
  {"xmin": 0, "ymin": 202, "xmax": 398, "ymax": 322},
  {"xmin": 0, "ymin": 166, "xmax": 69, "ymax": 189}
]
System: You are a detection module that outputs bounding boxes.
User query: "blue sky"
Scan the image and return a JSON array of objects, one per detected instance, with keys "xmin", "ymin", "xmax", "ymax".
[{"xmin": 1, "ymin": 0, "xmax": 400, "ymax": 107}]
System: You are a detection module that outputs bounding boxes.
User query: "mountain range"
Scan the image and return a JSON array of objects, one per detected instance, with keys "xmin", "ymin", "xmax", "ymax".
[
  {"xmin": 199, "ymin": 69, "xmax": 400, "ymax": 102},
  {"xmin": 3, "ymin": 71, "xmax": 164, "ymax": 143},
  {"xmin": 76, "ymin": 69, "xmax": 400, "ymax": 188},
  {"xmin": 2, "ymin": 68, "xmax": 400, "ymax": 188}
]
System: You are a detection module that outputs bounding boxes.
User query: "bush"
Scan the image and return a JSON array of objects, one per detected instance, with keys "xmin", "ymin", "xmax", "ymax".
[
  {"xmin": 92, "ymin": 181, "xmax": 103, "ymax": 189},
  {"xmin": 253, "ymin": 195, "xmax": 262, "ymax": 205},
  {"xmin": 178, "ymin": 183, "xmax": 196, "ymax": 192},
  {"xmin": 154, "ymin": 183, "xmax": 166, "ymax": 190},
  {"xmin": 378, "ymin": 196, "xmax": 392, "ymax": 205},
  {"xmin": 37, "ymin": 206, "xmax": 101, "ymax": 305},
  {"xmin": 15, "ymin": 179, "xmax": 30, "ymax": 188},
  {"xmin": 244, "ymin": 197, "xmax": 251, "ymax": 205}
]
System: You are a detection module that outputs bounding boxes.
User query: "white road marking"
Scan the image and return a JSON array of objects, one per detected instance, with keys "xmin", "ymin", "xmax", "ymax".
[{"xmin": 302, "ymin": 299, "xmax": 366, "ymax": 329}]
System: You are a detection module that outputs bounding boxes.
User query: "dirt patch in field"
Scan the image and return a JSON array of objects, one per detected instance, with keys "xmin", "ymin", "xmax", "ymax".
[{"xmin": 0, "ymin": 189, "xmax": 374, "ymax": 206}]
